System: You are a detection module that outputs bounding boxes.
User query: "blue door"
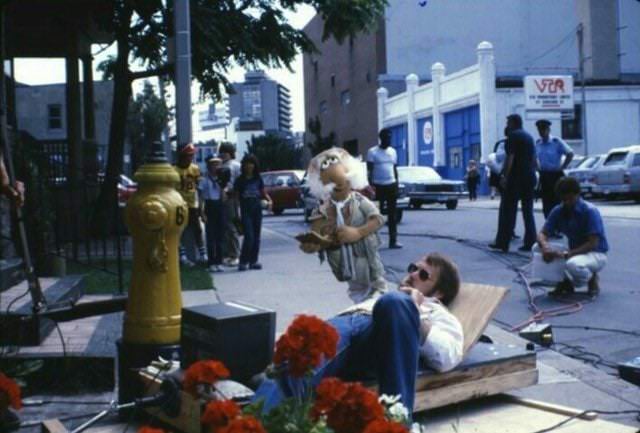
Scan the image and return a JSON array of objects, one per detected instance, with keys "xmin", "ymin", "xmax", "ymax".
[
  {"xmin": 389, "ymin": 123, "xmax": 408, "ymax": 166},
  {"xmin": 417, "ymin": 117, "xmax": 434, "ymax": 167},
  {"xmin": 444, "ymin": 105, "xmax": 480, "ymax": 181}
]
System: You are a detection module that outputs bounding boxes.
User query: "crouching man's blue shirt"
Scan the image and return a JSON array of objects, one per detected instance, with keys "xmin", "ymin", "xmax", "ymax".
[{"xmin": 543, "ymin": 198, "xmax": 609, "ymax": 253}]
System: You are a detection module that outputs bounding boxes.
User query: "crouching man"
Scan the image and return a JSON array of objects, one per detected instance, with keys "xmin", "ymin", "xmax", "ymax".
[
  {"xmin": 254, "ymin": 252, "xmax": 464, "ymax": 418},
  {"xmin": 537, "ymin": 176, "xmax": 609, "ymax": 298}
]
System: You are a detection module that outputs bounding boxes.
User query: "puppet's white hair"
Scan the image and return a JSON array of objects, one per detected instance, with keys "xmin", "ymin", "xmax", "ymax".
[{"xmin": 306, "ymin": 148, "xmax": 368, "ymax": 200}]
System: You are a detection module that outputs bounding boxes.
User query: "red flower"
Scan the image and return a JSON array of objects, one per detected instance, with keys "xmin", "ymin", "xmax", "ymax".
[
  {"xmin": 217, "ymin": 416, "xmax": 266, "ymax": 433},
  {"xmin": 0, "ymin": 372, "xmax": 22, "ymax": 410},
  {"xmin": 183, "ymin": 360, "xmax": 230, "ymax": 397},
  {"xmin": 363, "ymin": 419, "xmax": 409, "ymax": 433},
  {"xmin": 201, "ymin": 400, "xmax": 241, "ymax": 432},
  {"xmin": 311, "ymin": 378, "xmax": 385, "ymax": 433},
  {"xmin": 137, "ymin": 427, "xmax": 165, "ymax": 433},
  {"xmin": 273, "ymin": 315, "xmax": 339, "ymax": 377}
]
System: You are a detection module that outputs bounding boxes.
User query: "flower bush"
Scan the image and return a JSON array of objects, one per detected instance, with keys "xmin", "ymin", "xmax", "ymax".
[
  {"xmin": 189, "ymin": 315, "xmax": 409, "ymax": 433},
  {"xmin": 0, "ymin": 372, "xmax": 22, "ymax": 412}
]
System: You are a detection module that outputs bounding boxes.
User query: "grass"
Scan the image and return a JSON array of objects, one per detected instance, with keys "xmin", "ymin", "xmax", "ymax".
[{"xmin": 66, "ymin": 259, "xmax": 214, "ymax": 295}]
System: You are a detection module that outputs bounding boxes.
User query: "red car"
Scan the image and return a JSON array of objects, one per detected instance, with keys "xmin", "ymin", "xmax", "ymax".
[{"xmin": 261, "ymin": 170, "xmax": 305, "ymax": 215}]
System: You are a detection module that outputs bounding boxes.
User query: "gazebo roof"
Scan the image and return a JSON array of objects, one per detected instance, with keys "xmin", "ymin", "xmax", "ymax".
[{"xmin": 5, "ymin": 0, "xmax": 114, "ymax": 58}]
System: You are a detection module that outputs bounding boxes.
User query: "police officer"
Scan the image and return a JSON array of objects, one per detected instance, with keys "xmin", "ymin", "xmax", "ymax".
[{"xmin": 535, "ymin": 119, "xmax": 574, "ymax": 218}]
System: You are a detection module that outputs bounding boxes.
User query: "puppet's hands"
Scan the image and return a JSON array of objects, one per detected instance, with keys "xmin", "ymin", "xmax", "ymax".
[
  {"xmin": 335, "ymin": 226, "xmax": 362, "ymax": 244},
  {"xmin": 300, "ymin": 242, "xmax": 322, "ymax": 254}
]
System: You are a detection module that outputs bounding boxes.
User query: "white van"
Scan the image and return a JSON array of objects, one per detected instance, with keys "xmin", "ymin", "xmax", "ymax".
[{"xmin": 592, "ymin": 145, "xmax": 640, "ymax": 201}]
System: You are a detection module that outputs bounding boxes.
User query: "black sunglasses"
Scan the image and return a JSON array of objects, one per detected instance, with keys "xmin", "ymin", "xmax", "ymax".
[{"xmin": 407, "ymin": 263, "xmax": 430, "ymax": 281}]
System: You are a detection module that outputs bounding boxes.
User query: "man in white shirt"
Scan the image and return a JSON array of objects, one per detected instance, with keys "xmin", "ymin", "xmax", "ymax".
[
  {"xmin": 367, "ymin": 128, "xmax": 402, "ymax": 249},
  {"xmin": 255, "ymin": 252, "xmax": 464, "ymax": 418},
  {"xmin": 219, "ymin": 143, "xmax": 242, "ymax": 266}
]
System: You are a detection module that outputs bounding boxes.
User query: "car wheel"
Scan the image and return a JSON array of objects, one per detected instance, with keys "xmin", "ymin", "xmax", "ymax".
[
  {"xmin": 446, "ymin": 200, "xmax": 458, "ymax": 210},
  {"xmin": 410, "ymin": 200, "xmax": 422, "ymax": 210},
  {"xmin": 395, "ymin": 209, "xmax": 403, "ymax": 224},
  {"xmin": 272, "ymin": 208, "xmax": 284, "ymax": 216}
]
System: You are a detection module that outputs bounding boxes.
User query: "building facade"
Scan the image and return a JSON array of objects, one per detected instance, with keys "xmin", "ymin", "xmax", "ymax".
[
  {"xmin": 303, "ymin": 0, "xmax": 640, "ymax": 159},
  {"xmin": 229, "ymin": 71, "xmax": 292, "ymax": 134}
]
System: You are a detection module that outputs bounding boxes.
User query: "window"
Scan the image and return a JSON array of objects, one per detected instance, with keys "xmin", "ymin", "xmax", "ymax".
[
  {"xmin": 319, "ymin": 100, "xmax": 328, "ymax": 114},
  {"xmin": 242, "ymin": 87, "xmax": 262, "ymax": 119},
  {"xmin": 48, "ymin": 104, "xmax": 62, "ymax": 130},
  {"xmin": 632, "ymin": 153, "xmax": 640, "ymax": 167},
  {"xmin": 562, "ymin": 104, "xmax": 582, "ymax": 140},
  {"xmin": 330, "ymin": 75, "xmax": 335, "ymax": 88},
  {"xmin": 603, "ymin": 152, "xmax": 628, "ymax": 167},
  {"xmin": 341, "ymin": 90, "xmax": 351, "ymax": 106}
]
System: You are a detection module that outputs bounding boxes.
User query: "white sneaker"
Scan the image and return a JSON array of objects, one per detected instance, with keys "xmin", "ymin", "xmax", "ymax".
[
  {"xmin": 180, "ymin": 256, "xmax": 195, "ymax": 267},
  {"xmin": 199, "ymin": 254, "xmax": 209, "ymax": 265},
  {"xmin": 208, "ymin": 264, "xmax": 223, "ymax": 272},
  {"xmin": 223, "ymin": 258, "xmax": 239, "ymax": 267}
]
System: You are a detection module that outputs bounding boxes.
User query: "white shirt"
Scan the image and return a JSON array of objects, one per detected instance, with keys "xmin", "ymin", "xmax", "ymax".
[
  {"xmin": 224, "ymin": 159, "xmax": 242, "ymax": 186},
  {"xmin": 367, "ymin": 146, "xmax": 397, "ymax": 185},
  {"xmin": 339, "ymin": 295, "xmax": 464, "ymax": 373}
]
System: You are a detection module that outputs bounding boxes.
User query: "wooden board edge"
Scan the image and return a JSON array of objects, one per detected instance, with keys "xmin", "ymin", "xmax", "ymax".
[{"xmin": 414, "ymin": 368, "xmax": 539, "ymax": 412}]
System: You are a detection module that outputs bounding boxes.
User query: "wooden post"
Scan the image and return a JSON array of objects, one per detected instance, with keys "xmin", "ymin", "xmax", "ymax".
[
  {"xmin": 82, "ymin": 55, "xmax": 96, "ymax": 142},
  {"xmin": 66, "ymin": 31, "xmax": 84, "ymax": 182}
]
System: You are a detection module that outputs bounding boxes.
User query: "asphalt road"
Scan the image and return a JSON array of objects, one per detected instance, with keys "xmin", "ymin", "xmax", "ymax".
[{"xmin": 263, "ymin": 198, "xmax": 640, "ymax": 376}]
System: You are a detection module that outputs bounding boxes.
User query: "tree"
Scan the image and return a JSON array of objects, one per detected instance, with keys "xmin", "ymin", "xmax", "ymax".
[
  {"xmin": 95, "ymin": 0, "xmax": 387, "ymax": 214},
  {"xmin": 246, "ymin": 133, "xmax": 303, "ymax": 171},
  {"xmin": 127, "ymin": 81, "xmax": 169, "ymax": 172},
  {"xmin": 307, "ymin": 116, "xmax": 336, "ymax": 156}
]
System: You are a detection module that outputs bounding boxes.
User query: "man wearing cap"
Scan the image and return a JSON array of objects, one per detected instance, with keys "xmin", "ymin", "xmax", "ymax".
[
  {"xmin": 535, "ymin": 119, "xmax": 574, "ymax": 218},
  {"xmin": 175, "ymin": 143, "xmax": 207, "ymax": 266},
  {"xmin": 198, "ymin": 156, "xmax": 229, "ymax": 272}
]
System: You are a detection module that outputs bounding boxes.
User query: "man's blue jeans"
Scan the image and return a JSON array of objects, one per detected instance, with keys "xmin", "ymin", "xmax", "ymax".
[{"xmin": 253, "ymin": 291, "xmax": 421, "ymax": 415}]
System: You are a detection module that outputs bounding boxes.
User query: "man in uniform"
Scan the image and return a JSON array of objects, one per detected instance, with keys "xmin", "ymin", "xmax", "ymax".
[
  {"xmin": 367, "ymin": 128, "xmax": 402, "ymax": 249},
  {"xmin": 175, "ymin": 143, "xmax": 207, "ymax": 266},
  {"xmin": 535, "ymin": 119, "xmax": 574, "ymax": 218}
]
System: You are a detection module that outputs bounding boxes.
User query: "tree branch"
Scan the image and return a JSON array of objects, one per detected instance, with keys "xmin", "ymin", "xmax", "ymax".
[{"xmin": 128, "ymin": 64, "xmax": 172, "ymax": 81}]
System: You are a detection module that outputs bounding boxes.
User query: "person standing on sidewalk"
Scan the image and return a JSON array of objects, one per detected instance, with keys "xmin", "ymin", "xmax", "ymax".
[
  {"xmin": 219, "ymin": 142, "xmax": 242, "ymax": 267},
  {"xmin": 465, "ymin": 160, "xmax": 480, "ymax": 201},
  {"xmin": 234, "ymin": 154, "xmax": 272, "ymax": 271},
  {"xmin": 367, "ymin": 128, "xmax": 402, "ymax": 249},
  {"xmin": 490, "ymin": 114, "xmax": 537, "ymax": 252},
  {"xmin": 535, "ymin": 119, "xmax": 574, "ymax": 218},
  {"xmin": 175, "ymin": 143, "xmax": 207, "ymax": 266},
  {"xmin": 198, "ymin": 156, "xmax": 228, "ymax": 273},
  {"xmin": 536, "ymin": 177, "xmax": 608, "ymax": 298}
]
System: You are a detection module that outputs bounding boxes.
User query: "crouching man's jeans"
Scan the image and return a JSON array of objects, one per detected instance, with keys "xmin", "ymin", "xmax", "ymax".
[
  {"xmin": 252, "ymin": 291, "xmax": 421, "ymax": 417},
  {"xmin": 533, "ymin": 244, "xmax": 607, "ymax": 287}
]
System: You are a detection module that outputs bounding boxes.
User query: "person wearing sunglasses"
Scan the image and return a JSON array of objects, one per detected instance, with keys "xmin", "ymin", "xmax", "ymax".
[{"xmin": 254, "ymin": 252, "xmax": 463, "ymax": 420}]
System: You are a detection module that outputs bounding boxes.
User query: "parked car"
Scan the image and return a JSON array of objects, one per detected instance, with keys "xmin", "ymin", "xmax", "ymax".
[
  {"xmin": 262, "ymin": 170, "xmax": 305, "ymax": 215},
  {"xmin": 118, "ymin": 174, "xmax": 138, "ymax": 207},
  {"xmin": 397, "ymin": 166, "xmax": 467, "ymax": 210},
  {"xmin": 300, "ymin": 173, "xmax": 409, "ymax": 223},
  {"xmin": 566, "ymin": 155, "xmax": 586, "ymax": 170},
  {"xmin": 592, "ymin": 145, "xmax": 640, "ymax": 200},
  {"xmin": 566, "ymin": 154, "xmax": 605, "ymax": 196}
]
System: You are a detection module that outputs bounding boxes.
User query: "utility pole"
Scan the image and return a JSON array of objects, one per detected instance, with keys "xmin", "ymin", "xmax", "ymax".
[
  {"xmin": 577, "ymin": 23, "xmax": 588, "ymax": 156},
  {"xmin": 174, "ymin": 0, "xmax": 192, "ymax": 146}
]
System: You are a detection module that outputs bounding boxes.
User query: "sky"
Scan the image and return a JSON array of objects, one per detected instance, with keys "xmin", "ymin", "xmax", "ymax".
[{"xmin": 13, "ymin": 5, "xmax": 316, "ymax": 133}]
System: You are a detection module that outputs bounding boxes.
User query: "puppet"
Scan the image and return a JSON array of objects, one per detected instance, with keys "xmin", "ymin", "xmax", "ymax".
[{"xmin": 297, "ymin": 148, "xmax": 387, "ymax": 302}]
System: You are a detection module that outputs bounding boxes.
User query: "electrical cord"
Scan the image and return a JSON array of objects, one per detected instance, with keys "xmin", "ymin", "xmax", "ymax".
[{"xmin": 530, "ymin": 409, "xmax": 640, "ymax": 433}]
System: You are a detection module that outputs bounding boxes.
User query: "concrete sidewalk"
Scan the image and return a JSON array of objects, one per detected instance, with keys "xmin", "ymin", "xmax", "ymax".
[{"xmin": 458, "ymin": 197, "xmax": 640, "ymax": 220}]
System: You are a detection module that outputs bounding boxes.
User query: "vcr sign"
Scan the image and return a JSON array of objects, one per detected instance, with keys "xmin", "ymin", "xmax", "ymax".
[{"xmin": 524, "ymin": 75, "xmax": 574, "ymax": 111}]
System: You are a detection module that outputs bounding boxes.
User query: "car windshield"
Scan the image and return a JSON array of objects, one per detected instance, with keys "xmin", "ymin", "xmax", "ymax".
[
  {"xmin": 603, "ymin": 152, "xmax": 628, "ymax": 166},
  {"xmin": 577, "ymin": 156, "xmax": 599, "ymax": 169},
  {"xmin": 567, "ymin": 157, "xmax": 584, "ymax": 169},
  {"xmin": 398, "ymin": 167, "xmax": 442, "ymax": 182}
]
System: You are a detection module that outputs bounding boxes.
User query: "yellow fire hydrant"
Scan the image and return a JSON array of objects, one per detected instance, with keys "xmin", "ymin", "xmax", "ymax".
[{"xmin": 123, "ymin": 142, "xmax": 188, "ymax": 344}]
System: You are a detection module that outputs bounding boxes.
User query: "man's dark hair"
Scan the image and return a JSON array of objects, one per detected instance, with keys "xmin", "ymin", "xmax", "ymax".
[
  {"xmin": 426, "ymin": 253, "xmax": 460, "ymax": 306},
  {"xmin": 506, "ymin": 114, "xmax": 523, "ymax": 129},
  {"xmin": 379, "ymin": 128, "xmax": 392, "ymax": 145},
  {"xmin": 555, "ymin": 176, "xmax": 581, "ymax": 197},
  {"xmin": 219, "ymin": 142, "xmax": 236, "ymax": 159}
]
